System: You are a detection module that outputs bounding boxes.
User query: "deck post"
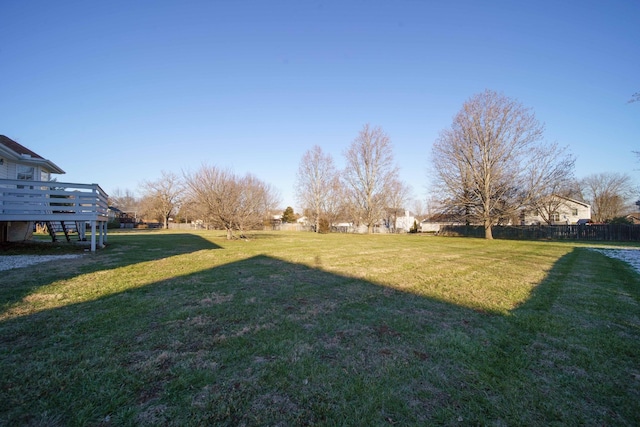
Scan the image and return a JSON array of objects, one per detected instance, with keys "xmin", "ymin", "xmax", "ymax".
[
  {"xmin": 78, "ymin": 221, "xmax": 86, "ymax": 241},
  {"xmin": 98, "ymin": 221, "xmax": 105, "ymax": 248},
  {"xmin": 90, "ymin": 220, "xmax": 97, "ymax": 252}
]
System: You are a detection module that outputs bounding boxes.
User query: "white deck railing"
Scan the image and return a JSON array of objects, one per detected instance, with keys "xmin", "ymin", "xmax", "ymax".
[
  {"xmin": 0, "ymin": 179, "xmax": 109, "ymax": 251},
  {"xmin": 0, "ymin": 179, "xmax": 108, "ymax": 221}
]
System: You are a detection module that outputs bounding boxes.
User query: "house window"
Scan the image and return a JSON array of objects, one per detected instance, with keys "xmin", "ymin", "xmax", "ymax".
[
  {"xmin": 17, "ymin": 165, "xmax": 34, "ymax": 180},
  {"xmin": 551, "ymin": 212, "xmax": 560, "ymax": 222},
  {"xmin": 572, "ymin": 208, "xmax": 578, "ymax": 216}
]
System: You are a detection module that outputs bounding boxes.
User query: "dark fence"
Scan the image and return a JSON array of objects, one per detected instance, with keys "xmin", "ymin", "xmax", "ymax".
[{"xmin": 439, "ymin": 224, "xmax": 640, "ymax": 242}]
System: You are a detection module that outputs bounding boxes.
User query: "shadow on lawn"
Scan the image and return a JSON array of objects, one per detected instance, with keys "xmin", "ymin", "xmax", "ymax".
[
  {"xmin": 0, "ymin": 232, "xmax": 222, "ymax": 314},
  {"xmin": 1, "ymin": 245, "xmax": 638, "ymax": 425}
]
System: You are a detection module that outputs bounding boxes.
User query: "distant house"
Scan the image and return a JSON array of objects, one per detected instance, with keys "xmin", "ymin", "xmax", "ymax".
[
  {"xmin": 420, "ymin": 213, "xmax": 463, "ymax": 233},
  {"xmin": 0, "ymin": 135, "xmax": 109, "ymax": 251},
  {"xmin": 108, "ymin": 206, "xmax": 137, "ymax": 228},
  {"xmin": 522, "ymin": 196, "xmax": 591, "ymax": 225},
  {"xmin": 395, "ymin": 210, "xmax": 417, "ymax": 233},
  {"xmin": 626, "ymin": 213, "xmax": 640, "ymax": 225}
]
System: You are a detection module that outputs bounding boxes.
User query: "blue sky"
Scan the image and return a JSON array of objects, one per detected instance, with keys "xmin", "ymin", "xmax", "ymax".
[{"xmin": 1, "ymin": 0, "xmax": 638, "ymax": 212}]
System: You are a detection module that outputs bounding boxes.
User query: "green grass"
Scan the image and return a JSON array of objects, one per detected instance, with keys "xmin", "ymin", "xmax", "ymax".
[{"xmin": 1, "ymin": 230, "xmax": 639, "ymax": 426}]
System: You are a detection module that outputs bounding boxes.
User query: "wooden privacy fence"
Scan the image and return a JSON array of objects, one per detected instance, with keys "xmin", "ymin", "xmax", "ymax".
[{"xmin": 439, "ymin": 224, "xmax": 640, "ymax": 242}]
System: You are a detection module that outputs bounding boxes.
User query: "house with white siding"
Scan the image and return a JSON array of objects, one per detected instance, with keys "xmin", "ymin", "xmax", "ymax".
[
  {"xmin": 0, "ymin": 135, "xmax": 109, "ymax": 251},
  {"xmin": 395, "ymin": 210, "xmax": 417, "ymax": 233},
  {"xmin": 522, "ymin": 195, "xmax": 591, "ymax": 225}
]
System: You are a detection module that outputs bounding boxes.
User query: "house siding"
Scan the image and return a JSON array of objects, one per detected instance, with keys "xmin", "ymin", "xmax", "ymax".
[{"xmin": 523, "ymin": 197, "xmax": 591, "ymax": 225}]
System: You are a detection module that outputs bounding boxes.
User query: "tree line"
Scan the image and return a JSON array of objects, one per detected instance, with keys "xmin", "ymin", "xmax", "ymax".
[
  {"xmin": 109, "ymin": 89, "xmax": 638, "ymax": 239},
  {"xmin": 110, "ymin": 168, "xmax": 280, "ymax": 239}
]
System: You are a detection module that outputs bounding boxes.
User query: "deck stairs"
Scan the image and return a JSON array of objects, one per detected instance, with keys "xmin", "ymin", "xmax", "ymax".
[{"xmin": 45, "ymin": 221, "xmax": 85, "ymax": 243}]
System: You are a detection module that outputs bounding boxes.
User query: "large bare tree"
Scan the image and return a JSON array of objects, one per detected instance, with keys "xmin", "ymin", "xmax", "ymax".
[
  {"xmin": 432, "ymin": 90, "xmax": 574, "ymax": 239},
  {"xmin": 579, "ymin": 172, "xmax": 636, "ymax": 222},
  {"xmin": 139, "ymin": 171, "xmax": 183, "ymax": 229},
  {"xmin": 184, "ymin": 166, "xmax": 237, "ymax": 238},
  {"xmin": 183, "ymin": 165, "xmax": 279, "ymax": 239},
  {"xmin": 235, "ymin": 174, "xmax": 280, "ymax": 234},
  {"xmin": 323, "ymin": 175, "xmax": 348, "ymax": 230},
  {"xmin": 295, "ymin": 146, "xmax": 339, "ymax": 232},
  {"xmin": 343, "ymin": 124, "xmax": 399, "ymax": 233}
]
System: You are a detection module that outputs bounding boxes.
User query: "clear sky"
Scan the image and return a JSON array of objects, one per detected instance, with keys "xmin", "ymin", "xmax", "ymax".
[{"xmin": 2, "ymin": 0, "xmax": 638, "ymax": 212}]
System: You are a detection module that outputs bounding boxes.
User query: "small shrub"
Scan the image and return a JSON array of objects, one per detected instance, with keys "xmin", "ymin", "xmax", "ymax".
[
  {"xmin": 606, "ymin": 216, "xmax": 633, "ymax": 225},
  {"xmin": 318, "ymin": 218, "xmax": 330, "ymax": 233}
]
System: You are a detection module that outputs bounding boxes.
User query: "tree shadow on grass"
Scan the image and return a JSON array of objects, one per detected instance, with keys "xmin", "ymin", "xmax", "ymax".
[{"xmin": 1, "ymin": 248, "xmax": 639, "ymax": 425}]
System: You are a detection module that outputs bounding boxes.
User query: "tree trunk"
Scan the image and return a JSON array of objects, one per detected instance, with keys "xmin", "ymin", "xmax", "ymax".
[
  {"xmin": 484, "ymin": 220, "xmax": 493, "ymax": 239},
  {"xmin": 226, "ymin": 228, "xmax": 233, "ymax": 240}
]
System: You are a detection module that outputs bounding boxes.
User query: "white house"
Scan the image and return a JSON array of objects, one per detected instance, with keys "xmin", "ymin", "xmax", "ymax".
[
  {"xmin": 522, "ymin": 195, "xmax": 591, "ymax": 225},
  {"xmin": 0, "ymin": 135, "xmax": 109, "ymax": 251},
  {"xmin": 395, "ymin": 210, "xmax": 417, "ymax": 233},
  {"xmin": 0, "ymin": 135, "xmax": 65, "ymax": 181},
  {"xmin": 419, "ymin": 213, "xmax": 463, "ymax": 233}
]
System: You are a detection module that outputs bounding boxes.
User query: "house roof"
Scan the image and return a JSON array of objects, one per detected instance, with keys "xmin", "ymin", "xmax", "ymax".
[
  {"xmin": 422, "ymin": 213, "xmax": 461, "ymax": 223},
  {"xmin": 0, "ymin": 135, "xmax": 44, "ymax": 159},
  {"xmin": 554, "ymin": 194, "xmax": 590, "ymax": 209},
  {"xmin": 0, "ymin": 135, "xmax": 65, "ymax": 174},
  {"xmin": 626, "ymin": 213, "xmax": 640, "ymax": 223}
]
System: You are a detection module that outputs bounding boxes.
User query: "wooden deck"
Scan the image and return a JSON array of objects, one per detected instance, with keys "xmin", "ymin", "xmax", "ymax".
[{"xmin": 0, "ymin": 179, "xmax": 109, "ymax": 251}]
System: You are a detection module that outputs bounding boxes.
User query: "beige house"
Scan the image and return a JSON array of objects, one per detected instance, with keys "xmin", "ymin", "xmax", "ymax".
[
  {"xmin": 0, "ymin": 135, "xmax": 109, "ymax": 251},
  {"xmin": 522, "ymin": 195, "xmax": 591, "ymax": 225}
]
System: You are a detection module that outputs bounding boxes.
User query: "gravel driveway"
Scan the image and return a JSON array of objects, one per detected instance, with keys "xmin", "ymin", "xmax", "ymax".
[{"xmin": 0, "ymin": 255, "xmax": 83, "ymax": 272}]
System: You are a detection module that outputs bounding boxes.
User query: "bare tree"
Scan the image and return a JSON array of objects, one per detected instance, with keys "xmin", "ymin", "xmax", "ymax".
[
  {"xmin": 579, "ymin": 172, "xmax": 636, "ymax": 222},
  {"xmin": 432, "ymin": 90, "xmax": 575, "ymax": 239},
  {"xmin": 629, "ymin": 92, "xmax": 640, "ymax": 103},
  {"xmin": 235, "ymin": 174, "xmax": 281, "ymax": 235},
  {"xmin": 343, "ymin": 124, "xmax": 399, "ymax": 233},
  {"xmin": 139, "ymin": 171, "xmax": 183, "ymax": 229},
  {"xmin": 323, "ymin": 175, "xmax": 348, "ymax": 230},
  {"xmin": 174, "ymin": 197, "xmax": 198, "ymax": 225},
  {"xmin": 108, "ymin": 188, "xmax": 139, "ymax": 217},
  {"xmin": 183, "ymin": 165, "xmax": 279, "ymax": 239},
  {"xmin": 295, "ymin": 146, "xmax": 339, "ymax": 232}
]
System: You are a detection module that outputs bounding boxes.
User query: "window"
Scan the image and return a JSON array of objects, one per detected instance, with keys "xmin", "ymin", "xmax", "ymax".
[
  {"xmin": 17, "ymin": 165, "xmax": 34, "ymax": 180},
  {"xmin": 572, "ymin": 208, "xmax": 578, "ymax": 216},
  {"xmin": 551, "ymin": 212, "xmax": 560, "ymax": 222}
]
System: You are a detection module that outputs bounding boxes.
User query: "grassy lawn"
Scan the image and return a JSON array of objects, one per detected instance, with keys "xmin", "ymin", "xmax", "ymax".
[{"xmin": 1, "ymin": 230, "xmax": 639, "ymax": 426}]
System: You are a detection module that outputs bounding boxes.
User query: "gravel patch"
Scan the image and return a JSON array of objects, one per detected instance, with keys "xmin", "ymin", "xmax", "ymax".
[
  {"xmin": 590, "ymin": 248, "xmax": 640, "ymax": 274},
  {"xmin": 0, "ymin": 255, "xmax": 84, "ymax": 272}
]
